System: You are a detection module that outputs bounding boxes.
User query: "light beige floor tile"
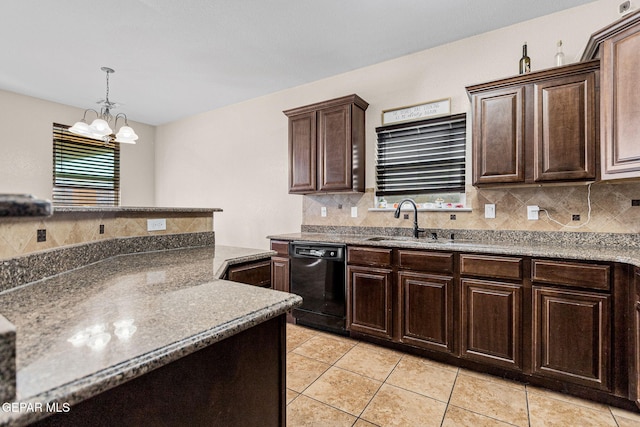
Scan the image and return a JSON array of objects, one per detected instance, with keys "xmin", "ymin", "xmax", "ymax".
[
  {"xmin": 442, "ymin": 405, "xmax": 515, "ymax": 426},
  {"xmin": 610, "ymin": 405, "xmax": 640, "ymax": 424},
  {"xmin": 287, "ymin": 352, "xmax": 331, "ymax": 393},
  {"xmin": 353, "ymin": 419, "xmax": 379, "ymax": 427},
  {"xmin": 386, "ymin": 355, "xmax": 457, "ymax": 402},
  {"xmin": 527, "ymin": 384, "xmax": 609, "ymax": 411},
  {"xmin": 527, "ymin": 392, "xmax": 617, "ymax": 426},
  {"xmin": 303, "ymin": 366, "xmax": 382, "ymax": 416},
  {"xmin": 317, "ymin": 330, "xmax": 358, "ymax": 345},
  {"xmin": 449, "ymin": 373, "xmax": 529, "ymax": 426},
  {"xmin": 335, "ymin": 342, "xmax": 402, "ymax": 381},
  {"xmin": 458, "ymin": 367, "xmax": 526, "ymax": 391},
  {"xmin": 360, "ymin": 383, "xmax": 447, "ymax": 427},
  {"xmin": 402, "ymin": 353, "xmax": 459, "ymax": 373},
  {"xmin": 287, "ymin": 394, "xmax": 357, "ymax": 427},
  {"xmin": 286, "ymin": 388, "xmax": 300, "ymax": 405},
  {"xmin": 287, "ymin": 324, "xmax": 319, "ymax": 352},
  {"xmin": 293, "ymin": 334, "xmax": 357, "ymax": 364},
  {"xmin": 616, "ymin": 415, "xmax": 640, "ymax": 427}
]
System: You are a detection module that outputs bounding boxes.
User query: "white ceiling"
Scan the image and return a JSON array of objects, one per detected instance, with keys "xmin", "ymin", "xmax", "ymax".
[{"xmin": 0, "ymin": 0, "xmax": 596, "ymax": 125}]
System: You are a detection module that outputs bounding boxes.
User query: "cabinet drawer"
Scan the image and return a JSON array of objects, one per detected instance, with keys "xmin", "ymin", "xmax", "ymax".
[
  {"xmin": 226, "ymin": 260, "xmax": 271, "ymax": 287},
  {"xmin": 397, "ymin": 250, "xmax": 453, "ymax": 274},
  {"xmin": 348, "ymin": 246, "xmax": 392, "ymax": 267},
  {"xmin": 532, "ymin": 259, "xmax": 610, "ymax": 291},
  {"xmin": 460, "ymin": 254, "xmax": 522, "ymax": 280},
  {"xmin": 270, "ymin": 240, "xmax": 289, "ymax": 256}
]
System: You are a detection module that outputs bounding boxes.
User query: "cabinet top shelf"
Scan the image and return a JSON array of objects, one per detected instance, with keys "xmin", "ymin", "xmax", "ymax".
[
  {"xmin": 465, "ymin": 59, "xmax": 600, "ymax": 96},
  {"xmin": 581, "ymin": 8, "xmax": 640, "ymax": 61},
  {"xmin": 283, "ymin": 93, "xmax": 369, "ymax": 116}
]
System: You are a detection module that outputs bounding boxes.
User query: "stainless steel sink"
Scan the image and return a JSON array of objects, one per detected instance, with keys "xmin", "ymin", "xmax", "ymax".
[
  {"xmin": 364, "ymin": 236, "xmax": 415, "ymax": 242},
  {"xmin": 363, "ymin": 236, "xmax": 476, "ymax": 245}
]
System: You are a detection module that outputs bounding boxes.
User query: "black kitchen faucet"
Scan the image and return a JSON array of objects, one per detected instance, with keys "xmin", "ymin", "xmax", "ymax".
[{"xmin": 394, "ymin": 199, "xmax": 426, "ymax": 238}]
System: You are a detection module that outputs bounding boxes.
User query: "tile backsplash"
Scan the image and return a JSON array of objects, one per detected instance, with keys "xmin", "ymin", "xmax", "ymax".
[
  {"xmin": 0, "ymin": 212, "xmax": 213, "ymax": 260},
  {"xmin": 302, "ymin": 182, "xmax": 640, "ymax": 234}
]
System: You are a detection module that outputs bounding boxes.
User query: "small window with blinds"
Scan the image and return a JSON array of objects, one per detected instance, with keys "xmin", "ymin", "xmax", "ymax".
[
  {"xmin": 376, "ymin": 113, "xmax": 466, "ymax": 197},
  {"xmin": 52, "ymin": 123, "xmax": 120, "ymax": 206}
]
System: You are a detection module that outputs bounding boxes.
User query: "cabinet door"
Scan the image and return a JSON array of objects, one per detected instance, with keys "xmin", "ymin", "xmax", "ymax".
[
  {"xmin": 533, "ymin": 72, "xmax": 596, "ymax": 181},
  {"xmin": 532, "ymin": 286, "xmax": 610, "ymax": 391},
  {"xmin": 461, "ymin": 278, "xmax": 522, "ymax": 371},
  {"xmin": 601, "ymin": 21, "xmax": 640, "ymax": 180},
  {"xmin": 317, "ymin": 104, "xmax": 352, "ymax": 191},
  {"xmin": 288, "ymin": 112, "xmax": 317, "ymax": 193},
  {"xmin": 399, "ymin": 271, "xmax": 454, "ymax": 354},
  {"xmin": 271, "ymin": 256, "xmax": 290, "ymax": 292},
  {"xmin": 347, "ymin": 265, "xmax": 393, "ymax": 340},
  {"xmin": 472, "ymin": 86, "xmax": 525, "ymax": 185}
]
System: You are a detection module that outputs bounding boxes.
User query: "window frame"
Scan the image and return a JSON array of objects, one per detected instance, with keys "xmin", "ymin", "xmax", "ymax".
[
  {"xmin": 52, "ymin": 123, "xmax": 120, "ymax": 206},
  {"xmin": 375, "ymin": 113, "xmax": 467, "ymax": 197}
]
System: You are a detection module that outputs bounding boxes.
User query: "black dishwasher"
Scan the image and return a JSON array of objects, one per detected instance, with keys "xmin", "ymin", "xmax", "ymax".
[{"xmin": 289, "ymin": 241, "xmax": 347, "ymax": 335}]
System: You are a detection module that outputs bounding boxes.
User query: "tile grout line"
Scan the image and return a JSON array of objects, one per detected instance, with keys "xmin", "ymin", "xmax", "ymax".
[
  {"xmin": 525, "ymin": 387, "xmax": 532, "ymax": 427},
  {"xmin": 439, "ymin": 368, "xmax": 460, "ymax": 427},
  {"xmin": 353, "ymin": 350, "xmax": 406, "ymax": 425}
]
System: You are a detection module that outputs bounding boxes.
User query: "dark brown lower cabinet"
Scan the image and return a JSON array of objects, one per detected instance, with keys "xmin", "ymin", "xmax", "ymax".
[
  {"xmin": 532, "ymin": 286, "xmax": 610, "ymax": 391},
  {"xmin": 347, "ymin": 265, "xmax": 393, "ymax": 340},
  {"xmin": 271, "ymin": 256, "xmax": 290, "ymax": 292},
  {"xmin": 342, "ymin": 245, "xmax": 634, "ymax": 409},
  {"xmin": 461, "ymin": 278, "xmax": 523, "ymax": 371},
  {"xmin": 225, "ymin": 260, "xmax": 271, "ymax": 287},
  {"xmin": 398, "ymin": 271, "xmax": 454, "ymax": 354}
]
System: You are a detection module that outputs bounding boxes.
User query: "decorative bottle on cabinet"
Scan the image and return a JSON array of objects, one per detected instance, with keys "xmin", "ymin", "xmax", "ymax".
[
  {"xmin": 555, "ymin": 40, "xmax": 565, "ymax": 66},
  {"xmin": 519, "ymin": 42, "xmax": 531, "ymax": 74}
]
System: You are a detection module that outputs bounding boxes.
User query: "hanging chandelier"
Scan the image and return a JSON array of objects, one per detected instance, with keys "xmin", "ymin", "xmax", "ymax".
[{"xmin": 69, "ymin": 67, "xmax": 139, "ymax": 144}]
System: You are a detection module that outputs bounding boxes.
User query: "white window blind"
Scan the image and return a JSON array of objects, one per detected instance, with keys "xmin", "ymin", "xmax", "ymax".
[
  {"xmin": 52, "ymin": 123, "xmax": 120, "ymax": 206},
  {"xmin": 376, "ymin": 113, "xmax": 466, "ymax": 196}
]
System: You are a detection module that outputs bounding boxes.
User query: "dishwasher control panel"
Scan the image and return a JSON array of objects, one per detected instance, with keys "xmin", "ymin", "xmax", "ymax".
[{"xmin": 290, "ymin": 242, "xmax": 345, "ymax": 260}]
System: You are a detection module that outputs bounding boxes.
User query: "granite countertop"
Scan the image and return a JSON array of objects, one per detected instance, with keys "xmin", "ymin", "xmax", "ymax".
[
  {"xmin": 269, "ymin": 232, "xmax": 640, "ymax": 267},
  {"xmin": 0, "ymin": 195, "xmax": 52, "ymax": 218},
  {"xmin": 53, "ymin": 206, "xmax": 222, "ymax": 214},
  {"xmin": 0, "ymin": 194, "xmax": 221, "ymax": 218},
  {"xmin": 0, "ymin": 245, "xmax": 300, "ymax": 426}
]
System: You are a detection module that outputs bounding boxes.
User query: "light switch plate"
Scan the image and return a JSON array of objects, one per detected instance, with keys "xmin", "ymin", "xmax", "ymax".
[
  {"xmin": 351, "ymin": 207, "xmax": 358, "ymax": 218},
  {"xmin": 321, "ymin": 207, "xmax": 327, "ymax": 217},
  {"xmin": 484, "ymin": 204, "xmax": 496, "ymax": 219},
  {"xmin": 147, "ymin": 218, "xmax": 167, "ymax": 231}
]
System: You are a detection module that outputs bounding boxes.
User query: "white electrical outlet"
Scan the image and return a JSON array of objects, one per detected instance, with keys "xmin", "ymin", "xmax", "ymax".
[
  {"xmin": 321, "ymin": 207, "xmax": 327, "ymax": 217},
  {"xmin": 351, "ymin": 207, "xmax": 358, "ymax": 217},
  {"xmin": 484, "ymin": 204, "xmax": 496, "ymax": 219},
  {"xmin": 147, "ymin": 218, "xmax": 167, "ymax": 231},
  {"xmin": 527, "ymin": 206, "xmax": 539, "ymax": 220}
]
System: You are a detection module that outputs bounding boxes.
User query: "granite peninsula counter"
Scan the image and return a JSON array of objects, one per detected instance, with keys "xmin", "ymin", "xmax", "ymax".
[{"xmin": 0, "ymin": 245, "xmax": 301, "ymax": 426}]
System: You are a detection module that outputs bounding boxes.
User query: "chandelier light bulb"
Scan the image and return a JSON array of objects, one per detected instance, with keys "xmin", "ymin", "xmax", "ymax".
[
  {"xmin": 68, "ymin": 121, "xmax": 92, "ymax": 136},
  {"xmin": 89, "ymin": 118, "xmax": 113, "ymax": 137},
  {"xmin": 115, "ymin": 125, "xmax": 139, "ymax": 144}
]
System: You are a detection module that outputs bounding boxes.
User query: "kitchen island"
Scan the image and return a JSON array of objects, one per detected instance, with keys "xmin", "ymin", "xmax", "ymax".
[{"xmin": 0, "ymin": 244, "xmax": 301, "ymax": 426}]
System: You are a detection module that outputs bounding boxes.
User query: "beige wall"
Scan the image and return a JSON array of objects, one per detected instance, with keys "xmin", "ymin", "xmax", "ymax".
[
  {"xmin": 156, "ymin": 0, "xmax": 628, "ymax": 249},
  {"xmin": 0, "ymin": 89, "xmax": 156, "ymax": 206}
]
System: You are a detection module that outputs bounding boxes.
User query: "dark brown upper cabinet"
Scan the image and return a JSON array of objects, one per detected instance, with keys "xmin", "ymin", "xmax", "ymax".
[
  {"xmin": 583, "ymin": 10, "xmax": 640, "ymax": 181},
  {"xmin": 284, "ymin": 94, "xmax": 368, "ymax": 194},
  {"xmin": 466, "ymin": 60, "xmax": 599, "ymax": 186}
]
